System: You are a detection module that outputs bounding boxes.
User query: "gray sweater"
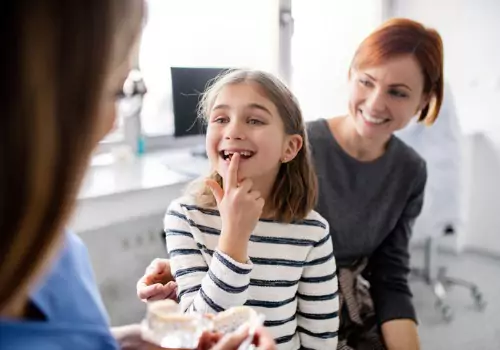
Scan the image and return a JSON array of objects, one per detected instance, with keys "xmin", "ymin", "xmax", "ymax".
[{"xmin": 307, "ymin": 118, "xmax": 427, "ymax": 324}]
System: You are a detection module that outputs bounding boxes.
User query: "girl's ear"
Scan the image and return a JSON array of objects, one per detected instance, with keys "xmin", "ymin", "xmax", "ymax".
[{"xmin": 281, "ymin": 134, "xmax": 303, "ymax": 163}]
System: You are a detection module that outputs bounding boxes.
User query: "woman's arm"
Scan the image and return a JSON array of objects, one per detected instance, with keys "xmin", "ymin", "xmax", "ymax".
[
  {"xmin": 381, "ymin": 319, "xmax": 420, "ymax": 350},
  {"xmin": 364, "ymin": 161, "xmax": 427, "ymax": 349},
  {"xmin": 164, "ymin": 201, "xmax": 252, "ymax": 314},
  {"xmin": 366, "ymin": 222, "xmax": 420, "ymax": 350},
  {"xmin": 297, "ymin": 227, "xmax": 339, "ymax": 349}
]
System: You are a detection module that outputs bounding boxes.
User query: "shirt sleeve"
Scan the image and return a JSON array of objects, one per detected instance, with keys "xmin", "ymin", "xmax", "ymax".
[
  {"xmin": 297, "ymin": 225, "xmax": 339, "ymax": 349},
  {"xmin": 364, "ymin": 160, "xmax": 427, "ymax": 325},
  {"xmin": 164, "ymin": 201, "xmax": 253, "ymax": 314}
]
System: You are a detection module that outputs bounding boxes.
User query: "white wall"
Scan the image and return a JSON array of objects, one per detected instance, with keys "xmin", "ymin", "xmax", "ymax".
[
  {"xmin": 392, "ymin": 0, "xmax": 500, "ymax": 137},
  {"xmin": 139, "ymin": 0, "xmax": 281, "ymax": 135},
  {"xmin": 463, "ymin": 133, "xmax": 500, "ymax": 256},
  {"xmin": 141, "ymin": 0, "xmax": 280, "ymax": 71},
  {"xmin": 291, "ymin": 0, "xmax": 384, "ymax": 120},
  {"xmin": 392, "ymin": 0, "xmax": 500, "ymax": 255}
]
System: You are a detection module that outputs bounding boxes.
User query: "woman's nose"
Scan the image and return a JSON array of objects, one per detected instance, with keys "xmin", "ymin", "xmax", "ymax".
[{"xmin": 365, "ymin": 90, "xmax": 387, "ymax": 114}]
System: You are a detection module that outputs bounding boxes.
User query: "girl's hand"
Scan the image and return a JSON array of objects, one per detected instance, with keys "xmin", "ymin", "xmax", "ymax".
[
  {"xmin": 206, "ymin": 153, "xmax": 264, "ymax": 263},
  {"xmin": 136, "ymin": 259, "xmax": 178, "ymax": 302}
]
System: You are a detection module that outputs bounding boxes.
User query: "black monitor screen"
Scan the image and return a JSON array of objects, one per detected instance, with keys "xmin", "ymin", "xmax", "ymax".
[{"xmin": 171, "ymin": 67, "xmax": 230, "ymax": 137}]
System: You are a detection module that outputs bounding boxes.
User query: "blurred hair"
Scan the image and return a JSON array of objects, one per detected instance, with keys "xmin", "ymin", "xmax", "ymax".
[{"xmin": 0, "ymin": 0, "xmax": 143, "ymax": 311}]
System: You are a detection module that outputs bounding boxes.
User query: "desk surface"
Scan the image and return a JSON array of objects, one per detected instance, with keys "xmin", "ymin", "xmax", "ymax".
[{"xmin": 79, "ymin": 149, "xmax": 211, "ymax": 200}]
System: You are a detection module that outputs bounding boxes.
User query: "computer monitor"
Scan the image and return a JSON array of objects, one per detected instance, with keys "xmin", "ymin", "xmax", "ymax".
[{"xmin": 170, "ymin": 67, "xmax": 231, "ymax": 138}]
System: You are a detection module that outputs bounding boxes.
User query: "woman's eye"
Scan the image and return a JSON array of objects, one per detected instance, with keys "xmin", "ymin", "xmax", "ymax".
[{"xmin": 389, "ymin": 89, "xmax": 408, "ymax": 98}]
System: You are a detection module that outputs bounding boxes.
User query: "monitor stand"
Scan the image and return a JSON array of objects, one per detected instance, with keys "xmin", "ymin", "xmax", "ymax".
[{"xmin": 190, "ymin": 144, "xmax": 208, "ymax": 158}]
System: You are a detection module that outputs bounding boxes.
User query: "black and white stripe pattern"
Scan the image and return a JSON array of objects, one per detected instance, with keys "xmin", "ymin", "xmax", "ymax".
[{"xmin": 164, "ymin": 197, "xmax": 339, "ymax": 350}]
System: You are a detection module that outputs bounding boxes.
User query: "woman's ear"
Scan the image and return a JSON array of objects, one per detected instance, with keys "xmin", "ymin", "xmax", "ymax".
[
  {"xmin": 418, "ymin": 92, "xmax": 432, "ymax": 113},
  {"xmin": 281, "ymin": 134, "xmax": 303, "ymax": 163}
]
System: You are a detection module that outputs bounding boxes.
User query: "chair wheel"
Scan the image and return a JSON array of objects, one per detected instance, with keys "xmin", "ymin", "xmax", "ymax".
[
  {"xmin": 472, "ymin": 291, "xmax": 487, "ymax": 311},
  {"xmin": 436, "ymin": 301, "xmax": 454, "ymax": 322}
]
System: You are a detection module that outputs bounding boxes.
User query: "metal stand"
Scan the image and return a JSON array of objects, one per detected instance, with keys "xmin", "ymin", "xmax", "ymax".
[{"xmin": 411, "ymin": 235, "xmax": 486, "ymax": 322}]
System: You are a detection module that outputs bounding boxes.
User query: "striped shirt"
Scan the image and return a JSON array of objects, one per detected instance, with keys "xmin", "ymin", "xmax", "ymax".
[{"xmin": 164, "ymin": 197, "xmax": 339, "ymax": 350}]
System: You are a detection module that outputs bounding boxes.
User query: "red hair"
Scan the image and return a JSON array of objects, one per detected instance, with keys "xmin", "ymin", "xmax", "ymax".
[{"xmin": 350, "ymin": 18, "xmax": 444, "ymax": 125}]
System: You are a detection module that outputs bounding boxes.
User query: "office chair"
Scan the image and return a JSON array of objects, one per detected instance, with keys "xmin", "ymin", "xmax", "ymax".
[{"xmin": 410, "ymin": 224, "xmax": 486, "ymax": 322}]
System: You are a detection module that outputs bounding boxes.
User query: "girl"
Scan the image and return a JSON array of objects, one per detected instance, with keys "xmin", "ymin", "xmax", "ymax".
[{"xmin": 163, "ymin": 70, "xmax": 339, "ymax": 350}]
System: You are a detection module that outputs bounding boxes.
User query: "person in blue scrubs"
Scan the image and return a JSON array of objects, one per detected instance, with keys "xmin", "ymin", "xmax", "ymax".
[
  {"xmin": 1, "ymin": 231, "xmax": 271, "ymax": 350},
  {"xmin": 0, "ymin": 1, "xmax": 275, "ymax": 349}
]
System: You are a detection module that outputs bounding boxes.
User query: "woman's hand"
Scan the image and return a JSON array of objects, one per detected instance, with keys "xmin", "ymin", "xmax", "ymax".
[
  {"xmin": 111, "ymin": 324, "xmax": 156, "ymax": 350},
  {"xmin": 136, "ymin": 258, "xmax": 177, "ymax": 302},
  {"xmin": 112, "ymin": 324, "xmax": 276, "ymax": 350},
  {"xmin": 203, "ymin": 325, "xmax": 277, "ymax": 350},
  {"xmin": 111, "ymin": 325, "xmax": 218, "ymax": 350},
  {"xmin": 206, "ymin": 153, "xmax": 264, "ymax": 263},
  {"xmin": 249, "ymin": 326, "xmax": 277, "ymax": 350}
]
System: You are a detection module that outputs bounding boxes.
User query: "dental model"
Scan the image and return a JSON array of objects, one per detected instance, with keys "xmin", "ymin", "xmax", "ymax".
[
  {"xmin": 212, "ymin": 306, "xmax": 260, "ymax": 334},
  {"xmin": 142, "ymin": 300, "xmax": 210, "ymax": 349},
  {"xmin": 142, "ymin": 301, "xmax": 263, "ymax": 349}
]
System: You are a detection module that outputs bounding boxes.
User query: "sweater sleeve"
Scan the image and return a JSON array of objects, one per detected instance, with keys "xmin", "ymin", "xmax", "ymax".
[
  {"xmin": 164, "ymin": 201, "xmax": 253, "ymax": 314},
  {"xmin": 297, "ymin": 224, "xmax": 339, "ymax": 349},
  {"xmin": 364, "ymin": 161, "xmax": 427, "ymax": 325}
]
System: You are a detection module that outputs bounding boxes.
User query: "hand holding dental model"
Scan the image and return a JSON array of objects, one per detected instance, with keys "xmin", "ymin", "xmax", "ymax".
[
  {"xmin": 206, "ymin": 153, "xmax": 264, "ymax": 263},
  {"xmin": 141, "ymin": 300, "xmax": 274, "ymax": 350}
]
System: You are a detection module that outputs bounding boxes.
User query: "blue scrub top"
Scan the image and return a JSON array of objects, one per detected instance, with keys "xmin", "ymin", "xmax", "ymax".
[{"xmin": 0, "ymin": 232, "xmax": 119, "ymax": 350}]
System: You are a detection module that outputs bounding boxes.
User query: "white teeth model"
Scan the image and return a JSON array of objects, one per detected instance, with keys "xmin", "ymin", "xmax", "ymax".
[
  {"xmin": 213, "ymin": 306, "xmax": 260, "ymax": 334},
  {"xmin": 362, "ymin": 111, "xmax": 386, "ymax": 124}
]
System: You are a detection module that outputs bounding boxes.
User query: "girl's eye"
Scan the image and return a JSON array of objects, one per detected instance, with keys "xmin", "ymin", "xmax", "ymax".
[
  {"xmin": 213, "ymin": 116, "xmax": 229, "ymax": 123},
  {"xmin": 248, "ymin": 119, "xmax": 264, "ymax": 125}
]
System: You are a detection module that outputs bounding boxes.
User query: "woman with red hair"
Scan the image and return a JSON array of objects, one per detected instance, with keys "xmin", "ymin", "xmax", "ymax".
[
  {"xmin": 307, "ymin": 18, "xmax": 444, "ymax": 349},
  {"xmin": 138, "ymin": 18, "xmax": 444, "ymax": 350}
]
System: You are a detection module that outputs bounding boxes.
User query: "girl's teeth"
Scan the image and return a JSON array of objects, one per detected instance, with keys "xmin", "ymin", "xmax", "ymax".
[{"xmin": 223, "ymin": 151, "xmax": 252, "ymax": 156}]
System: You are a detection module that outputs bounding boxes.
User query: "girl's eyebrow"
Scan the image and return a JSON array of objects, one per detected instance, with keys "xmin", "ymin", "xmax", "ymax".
[
  {"xmin": 212, "ymin": 103, "xmax": 273, "ymax": 116},
  {"xmin": 212, "ymin": 104, "xmax": 230, "ymax": 111},
  {"xmin": 247, "ymin": 103, "xmax": 272, "ymax": 116}
]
